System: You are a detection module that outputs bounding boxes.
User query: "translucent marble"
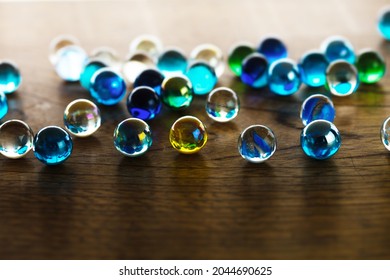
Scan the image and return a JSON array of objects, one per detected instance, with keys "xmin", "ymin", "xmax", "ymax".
[
  {"xmin": 169, "ymin": 116, "xmax": 207, "ymax": 154},
  {"xmin": 80, "ymin": 60, "xmax": 107, "ymax": 90},
  {"xmin": 241, "ymin": 53, "xmax": 268, "ymax": 88},
  {"xmin": 355, "ymin": 49, "xmax": 386, "ymax": 84},
  {"xmin": 381, "ymin": 116, "xmax": 390, "ymax": 151},
  {"xmin": 257, "ymin": 37, "xmax": 288, "ymax": 64},
  {"xmin": 326, "ymin": 60, "xmax": 359, "ymax": 96},
  {"xmin": 126, "ymin": 86, "xmax": 161, "ymax": 120},
  {"xmin": 54, "ymin": 45, "xmax": 88, "ymax": 82},
  {"xmin": 90, "ymin": 47, "xmax": 120, "ymax": 68},
  {"xmin": 190, "ymin": 44, "xmax": 224, "ymax": 77},
  {"xmin": 90, "ymin": 68, "xmax": 127, "ymax": 105},
  {"xmin": 133, "ymin": 69, "xmax": 164, "ymax": 95},
  {"xmin": 378, "ymin": 6, "xmax": 390, "ymax": 40},
  {"xmin": 300, "ymin": 94, "xmax": 335, "ymax": 126},
  {"xmin": 185, "ymin": 61, "xmax": 217, "ymax": 95},
  {"xmin": 206, "ymin": 87, "xmax": 239, "ymax": 122},
  {"xmin": 122, "ymin": 52, "xmax": 155, "ymax": 84},
  {"xmin": 0, "ymin": 61, "xmax": 22, "ymax": 94},
  {"xmin": 33, "ymin": 126, "xmax": 73, "ymax": 165},
  {"xmin": 298, "ymin": 51, "xmax": 329, "ymax": 87},
  {"xmin": 228, "ymin": 42, "xmax": 255, "ymax": 76},
  {"xmin": 49, "ymin": 34, "xmax": 80, "ymax": 66},
  {"xmin": 300, "ymin": 120, "xmax": 341, "ymax": 160},
  {"xmin": 321, "ymin": 36, "xmax": 355, "ymax": 64},
  {"xmin": 238, "ymin": 125, "xmax": 277, "ymax": 163},
  {"xmin": 268, "ymin": 58, "xmax": 301, "ymax": 95},
  {"xmin": 0, "ymin": 120, "xmax": 34, "ymax": 159},
  {"xmin": 161, "ymin": 75, "xmax": 193, "ymax": 110},
  {"xmin": 129, "ymin": 35, "xmax": 163, "ymax": 58},
  {"xmin": 64, "ymin": 99, "xmax": 101, "ymax": 137},
  {"xmin": 157, "ymin": 49, "xmax": 187, "ymax": 77},
  {"xmin": 113, "ymin": 118, "xmax": 152, "ymax": 157},
  {"xmin": 0, "ymin": 91, "xmax": 7, "ymax": 120}
]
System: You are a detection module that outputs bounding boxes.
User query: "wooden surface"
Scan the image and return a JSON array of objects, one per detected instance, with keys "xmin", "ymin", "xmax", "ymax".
[{"xmin": 1, "ymin": 0, "xmax": 390, "ymax": 260}]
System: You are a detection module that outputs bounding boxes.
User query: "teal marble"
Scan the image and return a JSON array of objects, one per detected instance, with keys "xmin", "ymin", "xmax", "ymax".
[{"xmin": 0, "ymin": 61, "xmax": 22, "ymax": 94}]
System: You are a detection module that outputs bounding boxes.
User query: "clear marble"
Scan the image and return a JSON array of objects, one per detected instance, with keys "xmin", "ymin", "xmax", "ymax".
[
  {"xmin": 54, "ymin": 45, "xmax": 88, "ymax": 82},
  {"xmin": 190, "ymin": 44, "xmax": 224, "ymax": 77},
  {"xmin": 129, "ymin": 35, "xmax": 163, "ymax": 58},
  {"xmin": 206, "ymin": 87, "xmax": 239, "ymax": 122},
  {"xmin": 381, "ymin": 116, "xmax": 390, "ymax": 151},
  {"xmin": 122, "ymin": 51, "xmax": 155, "ymax": 84},
  {"xmin": 0, "ymin": 120, "xmax": 34, "ymax": 159},
  {"xmin": 326, "ymin": 60, "xmax": 359, "ymax": 96},
  {"xmin": 49, "ymin": 34, "xmax": 80, "ymax": 66},
  {"xmin": 90, "ymin": 47, "xmax": 121, "ymax": 68}
]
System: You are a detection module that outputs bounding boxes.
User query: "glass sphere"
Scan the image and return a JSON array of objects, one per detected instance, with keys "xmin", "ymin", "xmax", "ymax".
[
  {"xmin": 206, "ymin": 87, "xmax": 239, "ymax": 122},
  {"xmin": 301, "ymin": 120, "xmax": 341, "ymax": 160},
  {"xmin": 122, "ymin": 51, "xmax": 155, "ymax": 84},
  {"xmin": 129, "ymin": 35, "xmax": 163, "ymax": 58},
  {"xmin": 190, "ymin": 44, "xmax": 224, "ymax": 77},
  {"xmin": 169, "ymin": 116, "xmax": 208, "ymax": 154},
  {"xmin": 268, "ymin": 58, "xmax": 301, "ymax": 95},
  {"xmin": 326, "ymin": 60, "xmax": 359, "ymax": 96},
  {"xmin": 0, "ymin": 91, "xmax": 8, "ymax": 120},
  {"xmin": 298, "ymin": 51, "xmax": 329, "ymax": 87},
  {"xmin": 64, "ymin": 99, "xmax": 101, "ymax": 137},
  {"xmin": 228, "ymin": 42, "xmax": 255, "ymax": 76},
  {"xmin": 90, "ymin": 47, "xmax": 120, "ymax": 68},
  {"xmin": 49, "ymin": 34, "xmax": 80, "ymax": 66},
  {"xmin": 161, "ymin": 75, "xmax": 193, "ymax": 110},
  {"xmin": 378, "ymin": 6, "xmax": 390, "ymax": 40},
  {"xmin": 0, "ymin": 61, "xmax": 22, "ymax": 94},
  {"xmin": 185, "ymin": 61, "xmax": 217, "ymax": 95},
  {"xmin": 113, "ymin": 118, "xmax": 152, "ymax": 157},
  {"xmin": 133, "ymin": 68, "xmax": 164, "ymax": 95},
  {"xmin": 300, "ymin": 94, "xmax": 335, "ymax": 126},
  {"xmin": 126, "ymin": 86, "xmax": 161, "ymax": 120},
  {"xmin": 0, "ymin": 120, "xmax": 34, "ymax": 159},
  {"xmin": 381, "ymin": 116, "xmax": 390, "ymax": 151},
  {"xmin": 80, "ymin": 60, "xmax": 107, "ymax": 90},
  {"xmin": 157, "ymin": 49, "xmax": 187, "ymax": 77},
  {"xmin": 355, "ymin": 49, "xmax": 386, "ymax": 84},
  {"xmin": 238, "ymin": 125, "xmax": 277, "ymax": 163},
  {"xmin": 54, "ymin": 45, "xmax": 88, "ymax": 82},
  {"xmin": 257, "ymin": 37, "xmax": 288, "ymax": 64},
  {"xmin": 241, "ymin": 53, "xmax": 268, "ymax": 88},
  {"xmin": 33, "ymin": 126, "xmax": 73, "ymax": 165},
  {"xmin": 90, "ymin": 68, "xmax": 127, "ymax": 105},
  {"xmin": 321, "ymin": 36, "xmax": 355, "ymax": 64}
]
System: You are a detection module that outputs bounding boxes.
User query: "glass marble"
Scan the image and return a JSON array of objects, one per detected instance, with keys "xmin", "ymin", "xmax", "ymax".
[
  {"xmin": 257, "ymin": 37, "xmax": 288, "ymax": 64},
  {"xmin": 0, "ymin": 120, "xmax": 34, "ymax": 159},
  {"xmin": 378, "ymin": 6, "xmax": 390, "ymax": 40},
  {"xmin": 190, "ymin": 44, "xmax": 224, "ymax": 77},
  {"xmin": 54, "ymin": 45, "xmax": 88, "ymax": 82},
  {"xmin": 64, "ymin": 99, "xmax": 101, "ymax": 137},
  {"xmin": 238, "ymin": 125, "xmax": 277, "ymax": 163},
  {"xmin": 298, "ymin": 51, "xmax": 329, "ymax": 87},
  {"xmin": 268, "ymin": 58, "xmax": 301, "ymax": 95},
  {"xmin": 161, "ymin": 75, "xmax": 193, "ymax": 110},
  {"xmin": 90, "ymin": 47, "xmax": 120, "ymax": 68},
  {"xmin": 241, "ymin": 53, "xmax": 268, "ymax": 88},
  {"xmin": 0, "ymin": 91, "xmax": 8, "ymax": 120},
  {"xmin": 80, "ymin": 60, "xmax": 107, "ymax": 90},
  {"xmin": 49, "ymin": 34, "xmax": 80, "ymax": 66},
  {"xmin": 300, "ymin": 94, "xmax": 335, "ymax": 126},
  {"xmin": 321, "ymin": 36, "xmax": 355, "ymax": 64},
  {"xmin": 126, "ymin": 86, "xmax": 161, "ymax": 120},
  {"xmin": 133, "ymin": 68, "xmax": 165, "ymax": 95},
  {"xmin": 157, "ymin": 49, "xmax": 187, "ymax": 77},
  {"xmin": 355, "ymin": 49, "xmax": 386, "ymax": 84},
  {"xmin": 206, "ymin": 87, "xmax": 239, "ymax": 122},
  {"xmin": 169, "ymin": 116, "xmax": 207, "ymax": 154},
  {"xmin": 33, "ymin": 126, "xmax": 73, "ymax": 165},
  {"xmin": 129, "ymin": 35, "xmax": 163, "ymax": 58},
  {"xmin": 122, "ymin": 51, "xmax": 155, "ymax": 84},
  {"xmin": 113, "ymin": 118, "xmax": 152, "ymax": 157},
  {"xmin": 326, "ymin": 60, "xmax": 359, "ymax": 96},
  {"xmin": 185, "ymin": 61, "xmax": 217, "ymax": 95},
  {"xmin": 228, "ymin": 42, "xmax": 255, "ymax": 76},
  {"xmin": 300, "ymin": 120, "xmax": 341, "ymax": 160},
  {"xmin": 90, "ymin": 68, "xmax": 127, "ymax": 105},
  {"xmin": 0, "ymin": 61, "xmax": 22, "ymax": 94},
  {"xmin": 381, "ymin": 116, "xmax": 390, "ymax": 151}
]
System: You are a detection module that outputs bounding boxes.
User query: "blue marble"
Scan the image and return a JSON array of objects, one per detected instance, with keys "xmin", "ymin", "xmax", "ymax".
[
  {"xmin": 80, "ymin": 60, "xmax": 106, "ymax": 90},
  {"xmin": 33, "ymin": 126, "xmax": 73, "ymax": 165},
  {"xmin": 300, "ymin": 94, "xmax": 335, "ymax": 126},
  {"xmin": 0, "ymin": 91, "xmax": 8, "ymax": 120},
  {"xmin": 157, "ymin": 49, "xmax": 187, "ymax": 77},
  {"xmin": 127, "ymin": 86, "xmax": 162, "ymax": 120},
  {"xmin": 133, "ymin": 69, "xmax": 165, "ymax": 95},
  {"xmin": 298, "ymin": 51, "xmax": 329, "ymax": 87},
  {"xmin": 268, "ymin": 58, "xmax": 301, "ymax": 95},
  {"xmin": 321, "ymin": 36, "xmax": 355, "ymax": 64},
  {"xmin": 241, "ymin": 53, "xmax": 268, "ymax": 88},
  {"xmin": 300, "ymin": 120, "xmax": 341, "ymax": 160},
  {"xmin": 113, "ymin": 118, "xmax": 152, "ymax": 157},
  {"xmin": 0, "ymin": 61, "xmax": 22, "ymax": 94},
  {"xmin": 185, "ymin": 61, "xmax": 217, "ymax": 95},
  {"xmin": 257, "ymin": 37, "xmax": 288, "ymax": 64},
  {"xmin": 378, "ymin": 7, "xmax": 390, "ymax": 40},
  {"xmin": 90, "ymin": 68, "xmax": 127, "ymax": 105},
  {"xmin": 54, "ymin": 45, "xmax": 88, "ymax": 82}
]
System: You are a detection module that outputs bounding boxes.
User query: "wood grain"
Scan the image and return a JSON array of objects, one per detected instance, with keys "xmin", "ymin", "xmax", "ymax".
[{"xmin": 0, "ymin": 0, "xmax": 390, "ymax": 259}]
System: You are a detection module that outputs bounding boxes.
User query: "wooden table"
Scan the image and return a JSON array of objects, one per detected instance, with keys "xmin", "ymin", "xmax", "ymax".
[{"xmin": 0, "ymin": 0, "xmax": 390, "ymax": 259}]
